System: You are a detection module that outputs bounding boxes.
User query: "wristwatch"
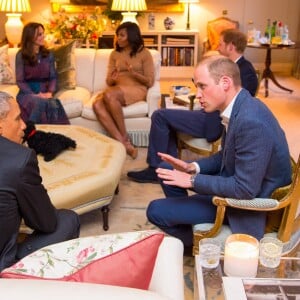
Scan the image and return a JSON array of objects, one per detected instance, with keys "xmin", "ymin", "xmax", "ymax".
[{"xmin": 190, "ymin": 174, "xmax": 197, "ymax": 188}]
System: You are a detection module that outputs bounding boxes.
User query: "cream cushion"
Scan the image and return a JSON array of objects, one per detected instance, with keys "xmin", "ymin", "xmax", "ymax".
[
  {"xmin": 35, "ymin": 124, "xmax": 126, "ymax": 215},
  {"xmin": 20, "ymin": 124, "xmax": 126, "ymax": 232}
]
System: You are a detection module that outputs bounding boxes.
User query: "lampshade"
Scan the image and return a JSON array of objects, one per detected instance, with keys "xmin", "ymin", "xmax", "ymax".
[
  {"xmin": 178, "ymin": 0, "xmax": 199, "ymax": 30},
  {"xmin": 0, "ymin": 0, "xmax": 31, "ymax": 47},
  {"xmin": 0, "ymin": 0, "xmax": 31, "ymax": 12},
  {"xmin": 111, "ymin": 0, "xmax": 147, "ymax": 25},
  {"xmin": 49, "ymin": 0, "xmax": 69, "ymax": 3},
  {"xmin": 178, "ymin": 0, "xmax": 199, "ymax": 3}
]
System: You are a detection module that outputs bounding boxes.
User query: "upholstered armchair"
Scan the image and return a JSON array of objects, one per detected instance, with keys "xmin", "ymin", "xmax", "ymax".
[
  {"xmin": 193, "ymin": 156, "xmax": 300, "ymax": 256},
  {"xmin": 203, "ymin": 16, "xmax": 239, "ymax": 54}
]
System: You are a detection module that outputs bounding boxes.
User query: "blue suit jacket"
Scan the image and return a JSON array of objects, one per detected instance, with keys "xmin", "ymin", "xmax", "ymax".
[
  {"xmin": 194, "ymin": 89, "xmax": 291, "ymax": 239},
  {"xmin": 237, "ymin": 56, "xmax": 258, "ymax": 96}
]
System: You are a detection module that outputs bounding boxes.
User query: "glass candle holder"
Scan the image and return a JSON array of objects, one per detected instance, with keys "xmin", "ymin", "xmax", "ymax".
[{"xmin": 224, "ymin": 234, "xmax": 259, "ymax": 277}]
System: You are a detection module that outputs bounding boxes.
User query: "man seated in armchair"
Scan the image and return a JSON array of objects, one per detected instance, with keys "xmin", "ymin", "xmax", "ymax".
[{"xmin": 146, "ymin": 55, "xmax": 291, "ymax": 254}]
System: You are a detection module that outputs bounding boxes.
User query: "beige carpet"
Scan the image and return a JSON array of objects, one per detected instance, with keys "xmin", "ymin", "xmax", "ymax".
[
  {"xmin": 79, "ymin": 146, "xmax": 195, "ymax": 299},
  {"xmin": 79, "ymin": 75, "xmax": 300, "ymax": 300}
]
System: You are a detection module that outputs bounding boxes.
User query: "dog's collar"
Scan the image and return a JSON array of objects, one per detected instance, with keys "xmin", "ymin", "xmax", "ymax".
[{"xmin": 27, "ymin": 129, "xmax": 37, "ymax": 138}]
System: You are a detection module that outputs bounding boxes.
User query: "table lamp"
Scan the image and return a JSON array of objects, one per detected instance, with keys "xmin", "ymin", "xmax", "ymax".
[
  {"xmin": 111, "ymin": 0, "xmax": 147, "ymax": 25},
  {"xmin": 0, "ymin": 0, "xmax": 31, "ymax": 47},
  {"xmin": 178, "ymin": 0, "xmax": 199, "ymax": 30}
]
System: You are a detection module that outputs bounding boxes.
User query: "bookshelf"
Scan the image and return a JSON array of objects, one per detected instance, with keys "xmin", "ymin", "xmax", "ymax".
[{"xmin": 100, "ymin": 30, "xmax": 199, "ymax": 78}]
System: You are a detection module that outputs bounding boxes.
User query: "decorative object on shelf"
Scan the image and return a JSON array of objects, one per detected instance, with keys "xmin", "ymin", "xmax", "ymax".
[
  {"xmin": 0, "ymin": 0, "xmax": 31, "ymax": 47},
  {"xmin": 178, "ymin": 0, "xmax": 199, "ymax": 30},
  {"xmin": 45, "ymin": 6, "xmax": 102, "ymax": 46},
  {"xmin": 148, "ymin": 13, "xmax": 155, "ymax": 30},
  {"xmin": 164, "ymin": 17, "xmax": 175, "ymax": 30},
  {"xmin": 111, "ymin": 0, "xmax": 147, "ymax": 25}
]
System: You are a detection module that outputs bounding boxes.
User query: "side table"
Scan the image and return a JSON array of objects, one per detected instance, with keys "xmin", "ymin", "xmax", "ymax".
[
  {"xmin": 247, "ymin": 42, "xmax": 300, "ymax": 97},
  {"xmin": 194, "ymin": 255, "xmax": 300, "ymax": 300}
]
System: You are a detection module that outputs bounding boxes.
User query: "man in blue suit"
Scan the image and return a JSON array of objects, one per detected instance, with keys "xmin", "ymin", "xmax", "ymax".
[
  {"xmin": 128, "ymin": 29, "xmax": 258, "ymax": 183},
  {"xmin": 146, "ymin": 56, "xmax": 291, "ymax": 249}
]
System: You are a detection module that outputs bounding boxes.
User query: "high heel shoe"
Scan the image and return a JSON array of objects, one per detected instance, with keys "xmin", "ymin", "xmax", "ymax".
[{"xmin": 125, "ymin": 141, "xmax": 138, "ymax": 159}]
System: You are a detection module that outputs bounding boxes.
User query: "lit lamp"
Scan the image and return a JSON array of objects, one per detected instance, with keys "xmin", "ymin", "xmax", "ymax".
[
  {"xmin": 111, "ymin": 0, "xmax": 147, "ymax": 25},
  {"xmin": 0, "ymin": 0, "xmax": 31, "ymax": 47},
  {"xmin": 179, "ymin": 0, "xmax": 199, "ymax": 30}
]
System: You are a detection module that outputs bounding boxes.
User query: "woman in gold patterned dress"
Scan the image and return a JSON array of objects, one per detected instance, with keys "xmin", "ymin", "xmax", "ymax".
[{"xmin": 93, "ymin": 22, "xmax": 155, "ymax": 159}]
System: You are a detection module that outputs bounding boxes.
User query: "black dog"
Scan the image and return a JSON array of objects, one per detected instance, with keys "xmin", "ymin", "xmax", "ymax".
[{"xmin": 23, "ymin": 121, "xmax": 77, "ymax": 162}]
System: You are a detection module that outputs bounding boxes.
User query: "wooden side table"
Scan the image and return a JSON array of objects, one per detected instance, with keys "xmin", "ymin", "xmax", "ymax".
[{"xmin": 247, "ymin": 42, "xmax": 300, "ymax": 97}]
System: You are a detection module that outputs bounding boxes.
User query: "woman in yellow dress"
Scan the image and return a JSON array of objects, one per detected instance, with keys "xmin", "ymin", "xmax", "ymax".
[{"xmin": 93, "ymin": 22, "xmax": 155, "ymax": 159}]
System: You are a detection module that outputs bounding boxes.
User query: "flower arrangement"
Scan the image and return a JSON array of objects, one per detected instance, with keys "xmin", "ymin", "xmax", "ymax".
[{"xmin": 45, "ymin": 7, "xmax": 103, "ymax": 42}]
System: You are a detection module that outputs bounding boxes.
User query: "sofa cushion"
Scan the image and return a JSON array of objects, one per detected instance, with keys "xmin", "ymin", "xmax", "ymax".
[
  {"xmin": 82, "ymin": 94, "xmax": 148, "ymax": 121},
  {"xmin": 53, "ymin": 41, "xmax": 76, "ymax": 90},
  {"xmin": 74, "ymin": 48, "xmax": 96, "ymax": 92},
  {"xmin": 0, "ymin": 44, "xmax": 14, "ymax": 84},
  {"xmin": 0, "ymin": 279, "xmax": 170, "ymax": 300},
  {"xmin": 55, "ymin": 86, "xmax": 91, "ymax": 118},
  {"xmin": 0, "ymin": 84, "xmax": 19, "ymax": 99},
  {"xmin": 1, "ymin": 231, "xmax": 164, "ymax": 290}
]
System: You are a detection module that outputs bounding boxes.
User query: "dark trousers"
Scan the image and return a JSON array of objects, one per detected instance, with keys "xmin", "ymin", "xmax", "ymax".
[
  {"xmin": 147, "ymin": 109, "xmax": 222, "ymax": 168},
  {"xmin": 17, "ymin": 209, "xmax": 80, "ymax": 260},
  {"xmin": 146, "ymin": 161, "xmax": 227, "ymax": 247}
]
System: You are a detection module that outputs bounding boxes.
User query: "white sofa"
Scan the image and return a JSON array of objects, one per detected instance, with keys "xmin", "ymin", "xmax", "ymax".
[
  {"xmin": 0, "ymin": 236, "xmax": 184, "ymax": 300},
  {"xmin": 2, "ymin": 47, "xmax": 161, "ymax": 147}
]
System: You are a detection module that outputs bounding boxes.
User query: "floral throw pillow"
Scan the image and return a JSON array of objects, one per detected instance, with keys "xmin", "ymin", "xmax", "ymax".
[
  {"xmin": 1, "ymin": 230, "xmax": 164, "ymax": 290},
  {"xmin": 0, "ymin": 44, "xmax": 14, "ymax": 84},
  {"xmin": 52, "ymin": 40, "xmax": 76, "ymax": 90}
]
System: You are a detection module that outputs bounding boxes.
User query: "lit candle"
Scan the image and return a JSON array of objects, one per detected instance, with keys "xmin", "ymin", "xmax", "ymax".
[{"xmin": 224, "ymin": 234, "xmax": 259, "ymax": 277}]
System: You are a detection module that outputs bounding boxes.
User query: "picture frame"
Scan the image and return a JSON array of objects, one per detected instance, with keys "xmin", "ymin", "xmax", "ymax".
[{"xmin": 51, "ymin": 0, "xmax": 184, "ymax": 14}]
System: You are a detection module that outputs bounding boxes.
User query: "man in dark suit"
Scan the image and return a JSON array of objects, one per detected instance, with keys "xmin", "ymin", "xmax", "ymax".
[
  {"xmin": 146, "ymin": 56, "xmax": 291, "ymax": 248},
  {"xmin": 0, "ymin": 92, "xmax": 80, "ymax": 272},
  {"xmin": 127, "ymin": 29, "xmax": 258, "ymax": 183}
]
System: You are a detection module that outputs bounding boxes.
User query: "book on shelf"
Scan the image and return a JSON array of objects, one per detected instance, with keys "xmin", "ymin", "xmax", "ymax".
[
  {"xmin": 166, "ymin": 37, "xmax": 191, "ymax": 44},
  {"xmin": 165, "ymin": 41, "xmax": 191, "ymax": 45},
  {"xmin": 162, "ymin": 47, "xmax": 168, "ymax": 66},
  {"xmin": 168, "ymin": 47, "xmax": 175, "ymax": 66},
  {"xmin": 161, "ymin": 47, "xmax": 194, "ymax": 67},
  {"xmin": 184, "ymin": 47, "xmax": 192, "ymax": 66},
  {"xmin": 143, "ymin": 37, "xmax": 155, "ymax": 45},
  {"xmin": 222, "ymin": 277, "xmax": 300, "ymax": 300}
]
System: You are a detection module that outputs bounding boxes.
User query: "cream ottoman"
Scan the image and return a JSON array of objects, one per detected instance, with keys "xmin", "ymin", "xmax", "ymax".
[{"xmin": 33, "ymin": 125, "xmax": 126, "ymax": 230}]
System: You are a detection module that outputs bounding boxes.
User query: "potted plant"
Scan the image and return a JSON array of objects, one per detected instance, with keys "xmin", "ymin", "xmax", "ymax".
[{"xmin": 101, "ymin": 0, "xmax": 122, "ymax": 22}]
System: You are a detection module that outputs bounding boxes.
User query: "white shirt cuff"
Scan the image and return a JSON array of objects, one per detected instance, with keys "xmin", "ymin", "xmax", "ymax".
[{"xmin": 192, "ymin": 162, "xmax": 200, "ymax": 174}]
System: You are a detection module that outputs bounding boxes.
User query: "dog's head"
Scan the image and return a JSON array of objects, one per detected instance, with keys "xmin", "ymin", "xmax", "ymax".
[{"xmin": 23, "ymin": 121, "xmax": 37, "ymax": 143}]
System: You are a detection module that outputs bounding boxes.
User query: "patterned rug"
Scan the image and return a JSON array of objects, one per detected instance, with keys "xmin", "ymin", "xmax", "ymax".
[{"xmin": 79, "ymin": 147, "xmax": 194, "ymax": 300}]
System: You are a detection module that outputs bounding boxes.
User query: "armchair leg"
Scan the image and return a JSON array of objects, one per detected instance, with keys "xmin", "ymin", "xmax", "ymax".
[{"xmin": 101, "ymin": 205, "xmax": 110, "ymax": 231}]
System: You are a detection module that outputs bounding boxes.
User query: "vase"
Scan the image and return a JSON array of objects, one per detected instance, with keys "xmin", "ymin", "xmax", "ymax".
[
  {"xmin": 63, "ymin": 39, "xmax": 84, "ymax": 48},
  {"xmin": 164, "ymin": 17, "xmax": 175, "ymax": 30}
]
